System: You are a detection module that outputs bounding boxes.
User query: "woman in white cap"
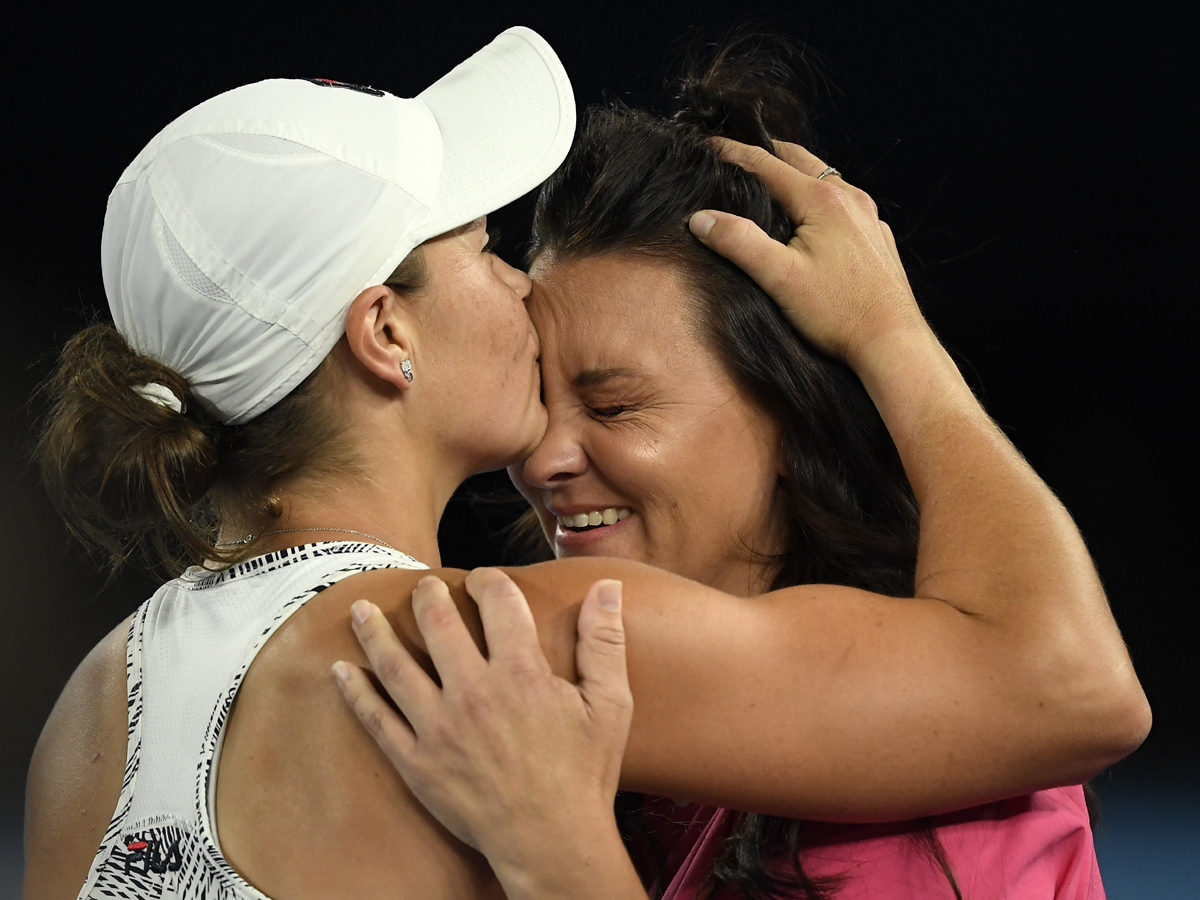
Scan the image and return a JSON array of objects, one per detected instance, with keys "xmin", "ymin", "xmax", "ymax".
[
  {"xmin": 26, "ymin": 26, "xmax": 1144, "ymax": 900},
  {"xmin": 27, "ymin": 27, "xmax": 576, "ymax": 899}
]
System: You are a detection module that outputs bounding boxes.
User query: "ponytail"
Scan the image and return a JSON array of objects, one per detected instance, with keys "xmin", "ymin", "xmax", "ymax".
[
  {"xmin": 36, "ymin": 324, "xmax": 354, "ymax": 575},
  {"xmin": 36, "ymin": 325, "xmax": 222, "ymax": 573}
]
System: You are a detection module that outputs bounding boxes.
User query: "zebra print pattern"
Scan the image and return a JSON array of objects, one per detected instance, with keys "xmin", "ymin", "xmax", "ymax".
[{"xmin": 77, "ymin": 542, "xmax": 427, "ymax": 899}]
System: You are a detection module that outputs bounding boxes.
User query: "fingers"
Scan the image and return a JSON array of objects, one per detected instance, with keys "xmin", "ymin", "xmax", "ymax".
[
  {"xmin": 332, "ymin": 659, "xmax": 418, "ymax": 768},
  {"xmin": 713, "ymin": 136, "xmax": 836, "ymax": 224},
  {"xmin": 411, "ymin": 577, "xmax": 487, "ymax": 690},
  {"xmin": 770, "ymin": 139, "xmax": 830, "ymax": 179},
  {"xmin": 719, "ymin": 136, "xmax": 888, "ymax": 221},
  {"xmin": 575, "ymin": 580, "xmax": 633, "ymax": 718},
  {"xmin": 350, "ymin": 599, "xmax": 439, "ymax": 713},
  {"xmin": 465, "ymin": 568, "xmax": 548, "ymax": 675},
  {"xmin": 689, "ymin": 209, "xmax": 803, "ymax": 299},
  {"xmin": 720, "ymin": 137, "xmax": 890, "ymax": 240}
]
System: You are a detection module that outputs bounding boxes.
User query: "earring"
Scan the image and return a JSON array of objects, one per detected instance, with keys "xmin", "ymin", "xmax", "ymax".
[{"xmin": 401, "ymin": 358, "xmax": 414, "ymax": 383}]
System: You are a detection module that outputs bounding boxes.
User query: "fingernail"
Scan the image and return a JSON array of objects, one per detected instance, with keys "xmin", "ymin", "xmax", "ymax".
[
  {"xmin": 332, "ymin": 660, "xmax": 351, "ymax": 683},
  {"xmin": 351, "ymin": 599, "xmax": 372, "ymax": 626},
  {"xmin": 689, "ymin": 211, "xmax": 717, "ymax": 240},
  {"xmin": 598, "ymin": 580, "xmax": 622, "ymax": 611}
]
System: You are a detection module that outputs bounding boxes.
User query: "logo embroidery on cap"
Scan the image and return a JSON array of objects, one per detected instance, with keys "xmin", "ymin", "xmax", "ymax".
[{"xmin": 305, "ymin": 78, "xmax": 384, "ymax": 97}]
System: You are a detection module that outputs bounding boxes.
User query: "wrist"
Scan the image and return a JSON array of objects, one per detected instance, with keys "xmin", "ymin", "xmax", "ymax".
[
  {"xmin": 841, "ymin": 301, "xmax": 936, "ymax": 372},
  {"xmin": 847, "ymin": 321, "xmax": 967, "ymax": 409},
  {"xmin": 488, "ymin": 813, "xmax": 646, "ymax": 900}
]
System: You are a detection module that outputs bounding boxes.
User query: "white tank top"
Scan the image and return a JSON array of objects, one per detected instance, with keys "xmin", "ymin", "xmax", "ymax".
[{"xmin": 77, "ymin": 541, "xmax": 427, "ymax": 900}]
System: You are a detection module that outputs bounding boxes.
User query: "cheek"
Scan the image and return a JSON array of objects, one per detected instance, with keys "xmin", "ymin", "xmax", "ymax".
[
  {"xmin": 459, "ymin": 312, "xmax": 530, "ymax": 405},
  {"xmin": 492, "ymin": 302, "xmax": 532, "ymax": 368},
  {"xmin": 455, "ymin": 272, "xmax": 528, "ymax": 354},
  {"xmin": 588, "ymin": 427, "xmax": 672, "ymax": 497},
  {"xmin": 652, "ymin": 411, "xmax": 778, "ymax": 530}
]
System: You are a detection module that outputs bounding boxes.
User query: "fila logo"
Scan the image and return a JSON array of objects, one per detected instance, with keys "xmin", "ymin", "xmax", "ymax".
[
  {"xmin": 305, "ymin": 78, "xmax": 384, "ymax": 97},
  {"xmin": 124, "ymin": 834, "xmax": 183, "ymax": 875}
]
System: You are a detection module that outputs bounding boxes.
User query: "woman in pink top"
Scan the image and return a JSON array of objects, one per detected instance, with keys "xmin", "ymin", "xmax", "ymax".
[
  {"xmin": 336, "ymin": 41, "xmax": 1129, "ymax": 900},
  {"xmin": 644, "ymin": 790, "xmax": 1101, "ymax": 898}
]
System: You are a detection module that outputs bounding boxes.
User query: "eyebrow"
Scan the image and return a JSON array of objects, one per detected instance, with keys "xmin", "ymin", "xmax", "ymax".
[{"xmin": 571, "ymin": 368, "xmax": 646, "ymax": 389}]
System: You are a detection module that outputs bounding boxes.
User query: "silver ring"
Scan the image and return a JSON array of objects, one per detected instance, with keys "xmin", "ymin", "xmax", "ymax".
[{"xmin": 816, "ymin": 166, "xmax": 841, "ymax": 180}]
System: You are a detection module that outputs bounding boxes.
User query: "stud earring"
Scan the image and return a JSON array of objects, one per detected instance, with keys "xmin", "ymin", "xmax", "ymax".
[{"xmin": 401, "ymin": 358, "xmax": 413, "ymax": 383}]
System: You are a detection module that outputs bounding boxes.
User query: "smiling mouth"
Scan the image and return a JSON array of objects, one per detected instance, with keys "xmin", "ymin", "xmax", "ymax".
[{"xmin": 557, "ymin": 507, "xmax": 632, "ymax": 532}]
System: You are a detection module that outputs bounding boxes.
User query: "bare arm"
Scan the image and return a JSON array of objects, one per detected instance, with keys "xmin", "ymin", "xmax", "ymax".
[
  {"xmin": 358, "ymin": 542, "xmax": 1141, "ymax": 824},
  {"xmin": 24, "ymin": 617, "xmax": 130, "ymax": 900},
  {"xmin": 341, "ymin": 140, "xmax": 1148, "ymax": 824},
  {"xmin": 220, "ymin": 346, "xmax": 1148, "ymax": 896},
  {"xmin": 640, "ymin": 137, "xmax": 1149, "ymax": 815}
]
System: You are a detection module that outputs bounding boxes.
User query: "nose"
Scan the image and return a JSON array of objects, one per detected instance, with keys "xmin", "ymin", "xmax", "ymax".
[
  {"xmin": 519, "ymin": 409, "xmax": 588, "ymax": 489},
  {"xmin": 495, "ymin": 255, "xmax": 533, "ymax": 300}
]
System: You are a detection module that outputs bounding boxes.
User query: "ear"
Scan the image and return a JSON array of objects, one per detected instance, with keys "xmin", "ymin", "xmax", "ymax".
[
  {"xmin": 343, "ymin": 286, "xmax": 416, "ymax": 392},
  {"xmin": 345, "ymin": 285, "xmax": 420, "ymax": 391}
]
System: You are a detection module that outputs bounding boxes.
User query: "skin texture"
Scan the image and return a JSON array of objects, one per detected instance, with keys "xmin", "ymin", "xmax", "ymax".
[
  {"xmin": 25, "ymin": 148, "xmax": 1150, "ymax": 900},
  {"xmin": 513, "ymin": 255, "xmax": 787, "ymax": 596},
  {"xmin": 23, "ymin": 617, "xmax": 130, "ymax": 900}
]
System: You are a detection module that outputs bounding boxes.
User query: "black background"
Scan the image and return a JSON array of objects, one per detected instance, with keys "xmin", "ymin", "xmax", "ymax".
[{"xmin": 1, "ymin": 0, "xmax": 1195, "ymax": 824}]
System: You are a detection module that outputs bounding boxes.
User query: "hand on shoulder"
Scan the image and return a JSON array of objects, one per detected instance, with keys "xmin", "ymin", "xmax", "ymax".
[{"xmin": 336, "ymin": 568, "xmax": 648, "ymax": 900}]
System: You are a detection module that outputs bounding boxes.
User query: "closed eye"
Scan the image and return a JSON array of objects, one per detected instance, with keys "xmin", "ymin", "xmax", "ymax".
[{"xmin": 590, "ymin": 405, "xmax": 631, "ymax": 419}]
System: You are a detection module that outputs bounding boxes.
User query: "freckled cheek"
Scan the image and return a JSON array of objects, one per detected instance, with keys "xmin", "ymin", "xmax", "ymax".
[
  {"xmin": 492, "ymin": 305, "xmax": 531, "ymax": 364},
  {"xmin": 472, "ymin": 315, "xmax": 524, "ymax": 374}
]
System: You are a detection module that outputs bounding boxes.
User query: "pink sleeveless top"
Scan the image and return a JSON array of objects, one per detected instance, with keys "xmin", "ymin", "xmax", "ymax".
[{"xmin": 649, "ymin": 786, "xmax": 1104, "ymax": 899}]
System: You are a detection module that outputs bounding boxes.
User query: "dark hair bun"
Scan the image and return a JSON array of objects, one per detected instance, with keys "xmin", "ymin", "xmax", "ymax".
[
  {"xmin": 36, "ymin": 324, "xmax": 219, "ymax": 571},
  {"xmin": 671, "ymin": 29, "xmax": 816, "ymax": 149}
]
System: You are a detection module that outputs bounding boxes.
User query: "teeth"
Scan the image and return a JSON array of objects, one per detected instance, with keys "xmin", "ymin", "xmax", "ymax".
[{"xmin": 558, "ymin": 508, "xmax": 632, "ymax": 530}]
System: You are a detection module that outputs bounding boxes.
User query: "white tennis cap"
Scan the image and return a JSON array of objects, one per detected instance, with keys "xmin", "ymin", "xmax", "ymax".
[{"xmin": 102, "ymin": 26, "xmax": 574, "ymax": 424}]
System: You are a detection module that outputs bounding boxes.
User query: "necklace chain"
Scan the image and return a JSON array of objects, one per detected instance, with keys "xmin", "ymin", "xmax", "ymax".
[{"xmin": 216, "ymin": 527, "xmax": 397, "ymax": 552}]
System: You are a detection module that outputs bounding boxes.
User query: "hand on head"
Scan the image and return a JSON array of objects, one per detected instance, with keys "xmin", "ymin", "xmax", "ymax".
[{"xmin": 690, "ymin": 138, "xmax": 927, "ymax": 368}]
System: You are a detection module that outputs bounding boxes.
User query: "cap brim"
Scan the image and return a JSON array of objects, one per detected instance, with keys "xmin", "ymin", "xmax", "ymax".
[{"xmin": 416, "ymin": 26, "xmax": 575, "ymax": 238}]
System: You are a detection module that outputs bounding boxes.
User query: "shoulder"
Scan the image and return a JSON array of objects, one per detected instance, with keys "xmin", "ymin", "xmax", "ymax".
[
  {"xmin": 270, "ymin": 558, "xmax": 695, "ymax": 672},
  {"xmin": 212, "ymin": 566, "xmax": 497, "ymax": 898},
  {"xmin": 25, "ymin": 615, "xmax": 132, "ymax": 900}
]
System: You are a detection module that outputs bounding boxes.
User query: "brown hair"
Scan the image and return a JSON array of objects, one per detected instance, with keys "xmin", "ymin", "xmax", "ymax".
[{"xmin": 35, "ymin": 248, "xmax": 426, "ymax": 576}]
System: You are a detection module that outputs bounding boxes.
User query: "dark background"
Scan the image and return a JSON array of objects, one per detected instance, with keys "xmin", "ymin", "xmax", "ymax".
[{"xmin": 1, "ymin": 0, "xmax": 1196, "ymax": 892}]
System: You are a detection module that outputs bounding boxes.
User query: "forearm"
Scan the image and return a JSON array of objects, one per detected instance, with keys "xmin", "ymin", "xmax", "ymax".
[
  {"xmin": 853, "ymin": 323, "xmax": 1147, "ymax": 740},
  {"xmin": 855, "ymin": 325, "xmax": 1087, "ymax": 608}
]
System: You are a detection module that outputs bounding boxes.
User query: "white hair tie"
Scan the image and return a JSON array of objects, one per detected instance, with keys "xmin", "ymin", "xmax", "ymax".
[{"xmin": 133, "ymin": 382, "xmax": 184, "ymax": 414}]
